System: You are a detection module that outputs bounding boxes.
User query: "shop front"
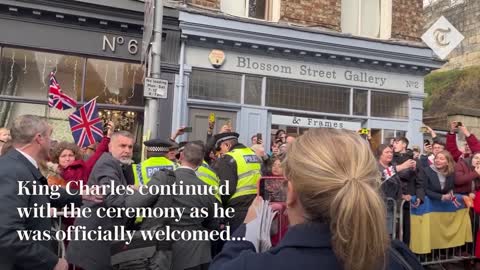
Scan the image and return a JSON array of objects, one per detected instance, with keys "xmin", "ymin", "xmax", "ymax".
[
  {"xmin": 176, "ymin": 11, "xmax": 441, "ymax": 151},
  {"xmin": 0, "ymin": 1, "xmax": 180, "ymax": 161}
]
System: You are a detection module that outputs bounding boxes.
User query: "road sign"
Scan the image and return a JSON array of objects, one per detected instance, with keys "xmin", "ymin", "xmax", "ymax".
[
  {"xmin": 144, "ymin": 77, "xmax": 168, "ymax": 99},
  {"xmin": 422, "ymin": 16, "xmax": 464, "ymax": 60}
]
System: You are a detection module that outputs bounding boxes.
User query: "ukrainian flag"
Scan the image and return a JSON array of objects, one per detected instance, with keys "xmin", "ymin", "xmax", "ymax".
[{"xmin": 410, "ymin": 195, "xmax": 473, "ymax": 254}]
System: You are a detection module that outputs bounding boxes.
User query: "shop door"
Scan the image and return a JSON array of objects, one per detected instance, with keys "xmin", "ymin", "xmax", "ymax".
[
  {"xmin": 188, "ymin": 108, "xmax": 237, "ymax": 142},
  {"xmin": 239, "ymin": 108, "xmax": 268, "ymax": 147}
]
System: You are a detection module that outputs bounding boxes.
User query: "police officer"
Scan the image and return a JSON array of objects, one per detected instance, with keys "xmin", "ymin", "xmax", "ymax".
[
  {"xmin": 177, "ymin": 141, "xmax": 222, "ymax": 203},
  {"xmin": 132, "ymin": 139, "xmax": 177, "ymax": 186},
  {"xmin": 213, "ymin": 132, "xmax": 262, "ymax": 231}
]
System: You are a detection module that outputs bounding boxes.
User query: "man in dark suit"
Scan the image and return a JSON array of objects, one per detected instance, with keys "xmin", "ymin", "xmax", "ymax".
[
  {"xmin": 126, "ymin": 141, "xmax": 219, "ymax": 270},
  {"xmin": 66, "ymin": 131, "xmax": 134, "ymax": 270},
  {"xmin": 0, "ymin": 115, "xmax": 100, "ymax": 270}
]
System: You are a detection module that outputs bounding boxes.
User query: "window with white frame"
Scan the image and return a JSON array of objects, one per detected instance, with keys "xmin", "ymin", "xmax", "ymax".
[
  {"xmin": 341, "ymin": 0, "xmax": 392, "ymax": 39},
  {"xmin": 221, "ymin": 0, "xmax": 280, "ymax": 22}
]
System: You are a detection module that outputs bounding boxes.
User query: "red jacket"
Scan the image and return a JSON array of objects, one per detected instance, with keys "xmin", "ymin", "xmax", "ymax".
[
  {"xmin": 60, "ymin": 136, "xmax": 110, "ymax": 189},
  {"xmin": 474, "ymin": 191, "xmax": 480, "ymax": 258},
  {"xmin": 454, "ymin": 158, "xmax": 480, "ymax": 194},
  {"xmin": 446, "ymin": 133, "xmax": 480, "ymax": 162}
]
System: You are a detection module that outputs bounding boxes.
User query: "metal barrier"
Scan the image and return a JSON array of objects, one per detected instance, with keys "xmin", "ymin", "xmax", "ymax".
[
  {"xmin": 394, "ymin": 199, "xmax": 477, "ymax": 266},
  {"xmin": 386, "ymin": 198, "xmax": 398, "ymax": 240}
]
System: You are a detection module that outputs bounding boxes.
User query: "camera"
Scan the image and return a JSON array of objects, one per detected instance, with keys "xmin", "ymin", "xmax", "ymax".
[{"xmin": 456, "ymin": 122, "xmax": 463, "ymax": 128}]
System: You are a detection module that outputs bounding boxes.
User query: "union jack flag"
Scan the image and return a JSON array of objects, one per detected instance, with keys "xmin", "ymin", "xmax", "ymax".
[
  {"xmin": 69, "ymin": 99, "xmax": 103, "ymax": 148},
  {"xmin": 48, "ymin": 72, "xmax": 77, "ymax": 110}
]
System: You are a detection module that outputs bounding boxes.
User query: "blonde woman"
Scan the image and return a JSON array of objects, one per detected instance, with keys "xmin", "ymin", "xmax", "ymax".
[
  {"xmin": 419, "ymin": 150, "xmax": 456, "ymax": 201},
  {"xmin": 210, "ymin": 128, "xmax": 420, "ymax": 270}
]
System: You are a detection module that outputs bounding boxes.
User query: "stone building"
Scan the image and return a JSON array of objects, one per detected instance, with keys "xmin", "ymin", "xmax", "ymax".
[
  {"xmin": 0, "ymin": 0, "xmax": 440, "ymax": 156},
  {"xmin": 423, "ymin": 0, "xmax": 480, "ymax": 136},
  {"xmin": 424, "ymin": 0, "xmax": 480, "ymax": 70},
  {"xmin": 174, "ymin": 0, "xmax": 441, "ymax": 151}
]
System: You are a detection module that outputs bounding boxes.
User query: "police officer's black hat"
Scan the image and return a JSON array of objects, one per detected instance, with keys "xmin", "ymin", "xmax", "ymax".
[
  {"xmin": 214, "ymin": 132, "xmax": 239, "ymax": 149},
  {"xmin": 177, "ymin": 141, "xmax": 189, "ymax": 153},
  {"xmin": 143, "ymin": 139, "xmax": 174, "ymax": 153},
  {"xmin": 174, "ymin": 141, "xmax": 188, "ymax": 160}
]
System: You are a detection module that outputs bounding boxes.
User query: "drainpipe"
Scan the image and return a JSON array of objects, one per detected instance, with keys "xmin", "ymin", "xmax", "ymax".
[{"xmin": 172, "ymin": 39, "xmax": 186, "ymax": 139}]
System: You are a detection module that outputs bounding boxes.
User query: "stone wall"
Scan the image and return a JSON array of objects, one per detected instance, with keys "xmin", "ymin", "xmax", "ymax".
[
  {"xmin": 424, "ymin": 0, "xmax": 480, "ymax": 69},
  {"xmin": 448, "ymin": 115, "xmax": 480, "ymax": 138}
]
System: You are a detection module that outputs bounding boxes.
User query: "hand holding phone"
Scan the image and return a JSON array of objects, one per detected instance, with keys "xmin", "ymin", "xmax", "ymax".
[
  {"xmin": 183, "ymin": 127, "xmax": 193, "ymax": 133},
  {"xmin": 257, "ymin": 133, "xmax": 262, "ymax": 144}
]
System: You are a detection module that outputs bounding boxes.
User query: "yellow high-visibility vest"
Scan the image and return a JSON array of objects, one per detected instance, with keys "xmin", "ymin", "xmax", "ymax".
[
  {"xmin": 132, "ymin": 156, "xmax": 176, "ymax": 186},
  {"xmin": 225, "ymin": 147, "xmax": 262, "ymax": 201},
  {"xmin": 196, "ymin": 161, "xmax": 222, "ymax": 202}
]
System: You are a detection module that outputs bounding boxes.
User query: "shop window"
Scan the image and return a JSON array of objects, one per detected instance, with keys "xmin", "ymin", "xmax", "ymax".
[
  {"xmin": 84, "ymin": 59, "xmax": 144, "ymax": 106},
  {"xmin": 353, "ymin": 89, "xmax": 368, "ymax": 116},
  {"xmin": 341, "ymin": 0, "xmax": 392, "ymax": 39},
  {"xmin": 0, "ymin": 47, "xmax": 83, "ymax": 101},
  {"xmin": 383, "ymin": 129, "xmax": 396, "ymax": 145},
  {"xmin": 371, "ymin": 91, "xmax": 409, "ymax": 119},
  {"xmin": 244, "ymin": 75, "xmax": 262, "ymax": 105},
  {"xmin": 266, "ymin": 78, "xmax": 350, "ymax": 115},
  {"xmin": 189, "ymin": 69, "xmax": 242, "ymax": 103},
  {"xmin": 220, "ymin": 0, "xmax": 280, "ymax": 22},
  {"xmin": 0, "ymin": 102, "xmax": 74, "ymax": 142}
]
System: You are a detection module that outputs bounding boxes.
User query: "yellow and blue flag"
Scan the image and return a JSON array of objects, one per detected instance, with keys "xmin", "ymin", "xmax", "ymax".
[{"xmin": 409, "ymin": 195, "xmax": 472, "ymax": 254}]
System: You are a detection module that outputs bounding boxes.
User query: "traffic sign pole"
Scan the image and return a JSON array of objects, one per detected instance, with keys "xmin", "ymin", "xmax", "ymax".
[{"xmin": 144, "ymin": 0, "xmax": 163, "ymax": 139}]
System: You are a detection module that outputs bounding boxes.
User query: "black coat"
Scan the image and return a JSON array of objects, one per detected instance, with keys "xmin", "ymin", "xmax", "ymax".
[
  {"xmin": 0, "ymin": 150, "xmax": 81, "ymax": 270},
  {"xmin": 210, "ymin": 223, "xmax": 420, "ymax": 270},
  {"xmin": 392, "ymin": 151, "xmax": 425, "ymax": 201},
  {"xmin": 419, "ymin": 166, "xmax": 455, "ymax": 200},
  {"xmin": 378, "ymin": 163, "xmax": 402, "ymax": 199}
]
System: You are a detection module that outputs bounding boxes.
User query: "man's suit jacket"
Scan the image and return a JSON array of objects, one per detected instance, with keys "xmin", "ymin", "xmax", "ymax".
[
  {"xmin": 0, "ymin": 149, "xmax": 81, "ymax": 270},
  {"xmin": 66, "ymin": 152, "xmax": 128, "ymax": 270},
  {"xmin": 126, "ymin": 167, "xmax": 219, "ymax": 270}
]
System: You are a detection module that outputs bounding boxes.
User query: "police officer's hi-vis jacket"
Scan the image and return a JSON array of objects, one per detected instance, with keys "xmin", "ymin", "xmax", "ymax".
[
  {"xmin": 213, "ymin": 143, "xmax": 262, "ymax": 230},
  {"xmin": 132, "ymin": 156, "xmax": 176, "ymax": 186},
  {"xmin": 196, "ymin": 161, "xmax": 222, "ymax": 202}
]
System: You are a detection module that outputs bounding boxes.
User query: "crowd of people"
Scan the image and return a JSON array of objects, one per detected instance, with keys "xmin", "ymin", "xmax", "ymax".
[{"xmin": 2, "ymin": 114, "xmax": 477, "ymax": 270}]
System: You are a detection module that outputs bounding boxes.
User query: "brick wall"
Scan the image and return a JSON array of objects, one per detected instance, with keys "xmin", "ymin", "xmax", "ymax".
[
  {"xmin": 280, "ymin": 0, "xmax": 341, "ymax": 31},
  {"xmin": 188, "ymin": 0, "xmax": 425, "ymax": 42},
  {"xmin": 187, "ymin": 0, "xmax": 220, "ymax": 9},
  {"xmin": 391, "ymin": 0, "xmax": 424, "ymax": 42}
]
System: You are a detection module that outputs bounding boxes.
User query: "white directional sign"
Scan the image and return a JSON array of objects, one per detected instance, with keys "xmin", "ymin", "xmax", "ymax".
[
  {"xmin": 422, "ymin": 16, "xmax": 464, "ymax": 60},
  {"xmin": 271, "ymin": 115, "xmax": 362, "ymax": 131},
  {"xmin": 144, "ymin": 77, "xmax": 168, "ymax": 99}
]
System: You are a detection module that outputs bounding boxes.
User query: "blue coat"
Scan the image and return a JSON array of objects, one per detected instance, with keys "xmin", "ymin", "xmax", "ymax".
[{"xmin": 210, "ymin": 222, "xmax": 418, "ymax": 270}]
